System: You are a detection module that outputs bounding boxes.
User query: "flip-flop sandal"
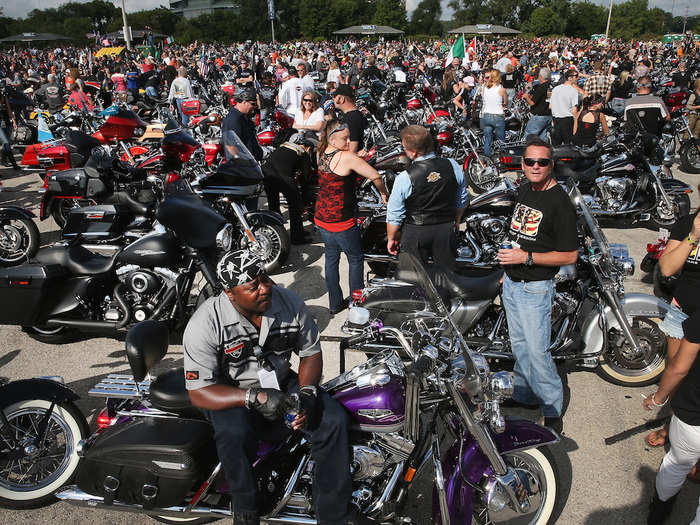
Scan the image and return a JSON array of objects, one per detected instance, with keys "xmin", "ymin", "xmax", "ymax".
[{"xmin": 646, "ymin": 428, "xmax": 668, "ymax": 447}]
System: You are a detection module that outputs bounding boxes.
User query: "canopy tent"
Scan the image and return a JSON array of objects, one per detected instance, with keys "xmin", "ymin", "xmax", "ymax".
[
  {"xmin": 448, "ymin": 24, "xmax": 521, "ymax": 35},
  {"xmin": 0, "ymin": 32, "xmax": 70, "ymax": 42},
  {"xmin": 103, "ymin": 29, "xmax": 168, "ymax": 41},
  {"xmin": 333, "ymin": 25, "xmax": 404, "ymax": 36}
]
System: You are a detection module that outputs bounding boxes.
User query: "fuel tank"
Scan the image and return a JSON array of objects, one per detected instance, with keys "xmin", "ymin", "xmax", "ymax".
[{"xmin": 116, "ymin": 232, "xmax": 178, "ymax": 267}]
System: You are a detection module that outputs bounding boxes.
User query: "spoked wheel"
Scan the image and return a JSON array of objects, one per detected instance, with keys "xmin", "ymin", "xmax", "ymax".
[
  {"xmin": 679, "ymin": 140, "xmax": 700, "ymax": 174},
  {"xmin": 0, "ymin": 399, "xmax": 88, "ymax": 509},
  {"xmin": 0, "ymin": 218, "xmax": 40, "ymax": 266},
  {"xmin": 648, "ymin": 194, "xmax": 690, "ymax": 230},
  {"xmin": 597, "ymin": 317, "xmax": 667, "ymax": 386},
  {"xmin": 472, "ymin": 447, "xmax": 563, "ymax": 525},
  {"xmin": 247, "ymin": 222, "xmax": 290, "ymax": 274},
  {"xmin": 467, "ymin": 155, "xmax": 500, "ymax": 194}
]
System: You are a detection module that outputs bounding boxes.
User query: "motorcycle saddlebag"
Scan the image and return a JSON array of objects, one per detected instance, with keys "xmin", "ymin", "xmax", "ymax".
[
  {"xmin": 0, "ymin": 264, "xmax": 67, "ymax": 325},
  {"xmin": 76, "ymin": 418, "xmax": 216, "ymax": 509},
  {"xmin": 62, "ymin": 205, "xmax": 136, "ymax": 240},
  {"xmin": 46, "ymin": 168, "xmax": 88, "ymax": 195}
]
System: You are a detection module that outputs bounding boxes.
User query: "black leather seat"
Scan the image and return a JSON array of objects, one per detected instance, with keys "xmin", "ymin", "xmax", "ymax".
[
  {"xmin": 106, "ymin": 191, "xmax": 152, "ymax": 216},
  {"xmin": 428, "ymin": 267, "xmax": 504, "ymax": 301},
  {"xmin": 35, "ymin": 243, "xmax": 116, "ymax": 275},
  {"xmin": 149, "ymin": 367, "xmax": 199, "ymax": 416},
  {"xmin": 555, "ymin": 161, "xmax": 600, "ymax": 185}
]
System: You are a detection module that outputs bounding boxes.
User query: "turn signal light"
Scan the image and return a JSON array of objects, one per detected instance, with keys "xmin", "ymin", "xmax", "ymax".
[{"xmin": 96, "ymin": 408, "xmax": 117, "ymax": 430}]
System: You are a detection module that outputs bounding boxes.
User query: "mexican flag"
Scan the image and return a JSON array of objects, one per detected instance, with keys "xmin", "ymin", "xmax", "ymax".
[{"xmin": 444, "ymin": 36, "xmax": 465, "ymax": 67}]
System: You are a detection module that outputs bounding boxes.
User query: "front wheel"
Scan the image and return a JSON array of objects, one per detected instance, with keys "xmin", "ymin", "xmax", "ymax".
[
  {"xmin": 246, "ymin": 221, "xmax": 290, "ymax": 274},
  {"xmin": 648, "ymin": 194, "xmax": 690, "ymax": 230},
  {"xmin": 679, "ymin": 140, "xmax": 700, "ymax": 174},
  {"xmin": 472, "ymin": 446, "xmax": 564, "ymax": 525},
  {"xmin": 597, "ymin": 317, "xmax": 667, "ymax": 386},
  {"xmin": 0, "ymin": 399, "xmax": 89, "ymax": 509},
  {"xmin": 0, "ymin": 218, "xmax": 40, "ymax": 266}
]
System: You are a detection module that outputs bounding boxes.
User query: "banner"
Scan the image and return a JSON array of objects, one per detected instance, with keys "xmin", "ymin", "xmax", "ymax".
[
  {"xmin": 94, "ymin": 47, "xmax": 124, "ymax": 57},
  {"xmin": 267, "ymin": 0, "xmax": 275, "ymax": 20}
]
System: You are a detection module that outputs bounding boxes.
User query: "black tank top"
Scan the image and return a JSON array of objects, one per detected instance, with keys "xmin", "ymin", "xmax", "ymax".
[{"xmin": 573, "ymin": 110, "xmax": 600, "ymax": 147}]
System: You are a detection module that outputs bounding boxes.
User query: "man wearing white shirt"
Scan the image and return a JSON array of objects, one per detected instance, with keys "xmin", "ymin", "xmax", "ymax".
[
  {"xmin": 277, "ymin": 70, "xmax": 304, "ymax": 114},
  {"xmin": 296, "ymin": 63, "xmax": 315, "ymax": 92},
  {"xmin": 549, "ymin": 69, "xmax": 580, "ymax": 145},
  {"xmin": 495, "ymin": 52, "xmax": 513, "ymax": 74}
]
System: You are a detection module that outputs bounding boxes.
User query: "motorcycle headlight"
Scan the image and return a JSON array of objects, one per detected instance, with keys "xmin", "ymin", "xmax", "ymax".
[
  {"xmin": 488, "ymin": 371, "xmax": 514, "ymax": 401},
  {"xmin": 609, "ymin": 243, "xmax": 635, "ymax": 276},
  {"xmin": 215, "ymin": 223, "xmax": 234, "ymax": 252}
]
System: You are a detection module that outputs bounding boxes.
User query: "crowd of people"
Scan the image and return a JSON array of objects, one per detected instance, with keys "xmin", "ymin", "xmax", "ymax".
[{"xmin": 1, "ymin": 31, "xmax": 700, "ymax": 524}]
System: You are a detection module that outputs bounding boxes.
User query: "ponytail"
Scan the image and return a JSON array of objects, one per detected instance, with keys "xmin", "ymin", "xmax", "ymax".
[{"xmin": 317, "ymin": 118, "xmax": 342, "ymax": 161}]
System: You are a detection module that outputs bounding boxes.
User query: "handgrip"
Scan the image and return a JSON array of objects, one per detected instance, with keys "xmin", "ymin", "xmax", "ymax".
[{"xmin": 340, "ymin": 331, "xmax": 372, "ymax": 351}]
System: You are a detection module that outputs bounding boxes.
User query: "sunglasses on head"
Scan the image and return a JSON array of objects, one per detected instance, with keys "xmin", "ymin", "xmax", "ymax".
[
  {"xmin": 329, "ymin": 123, "xmax": 348, "ymax": 136},
  {"xmin": 523, "ymin": 157, "xmax": 552, "ymax": 167}
]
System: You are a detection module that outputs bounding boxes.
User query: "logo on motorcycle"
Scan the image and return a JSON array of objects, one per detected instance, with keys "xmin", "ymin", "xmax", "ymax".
[
  {"xmin": 185, "ymin": 370, "xmax": 199, "ymax": 381},
  {"xmin": 224, "ymin": 341, "xmax": 245, "ymax": 358},
  {"xmin": 510, "ymin": 203, "xmax": 543, "ymax": 238},
  {"xmin": 426, "ymin": 171, "xmax": 441, "ymax": 183}
]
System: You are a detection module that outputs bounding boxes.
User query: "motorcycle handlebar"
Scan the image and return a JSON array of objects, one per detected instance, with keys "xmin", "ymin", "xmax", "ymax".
[{"xmin": 340, "ymin": 330, "xmax": 373, "ymax": 351}]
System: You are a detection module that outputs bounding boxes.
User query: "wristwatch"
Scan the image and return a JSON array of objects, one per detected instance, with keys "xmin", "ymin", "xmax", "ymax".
[{"xmin": 525, "ymin": 252, "xmax": 534, "ymax": 266}]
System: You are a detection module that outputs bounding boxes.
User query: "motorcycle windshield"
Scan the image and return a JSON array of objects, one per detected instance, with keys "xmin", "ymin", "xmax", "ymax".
[
  {"xmin": 220, "ymin": 129, "xmax": 263, "ymax": 177},
  {"xmin": 564, "ymin": 177, "xmax": 609, "ymax": 257}
]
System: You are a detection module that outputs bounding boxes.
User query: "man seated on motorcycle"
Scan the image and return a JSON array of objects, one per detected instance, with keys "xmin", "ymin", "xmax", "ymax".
[
  {"xmin": 624, "ymin": 76, "xmax": 670, "ymax": 137},
  {"xmin": 183, "ymin": 249, "xmax": 372, "ymax": 525}
]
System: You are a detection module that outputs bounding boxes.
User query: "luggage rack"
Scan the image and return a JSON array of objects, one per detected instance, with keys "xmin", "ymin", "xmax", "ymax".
[{"xmin": 89, "ymin": 374, "xmax": 151, "ymax": 399}]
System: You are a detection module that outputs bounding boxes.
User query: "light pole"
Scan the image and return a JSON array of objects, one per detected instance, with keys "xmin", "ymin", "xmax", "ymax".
[
  {"xmin": 604, "ymin": 0, "xmax": 614, "ymax": 41},
  {"xmin": 121, "ymin": 0, "xmax": 131, "ymax": 51}
]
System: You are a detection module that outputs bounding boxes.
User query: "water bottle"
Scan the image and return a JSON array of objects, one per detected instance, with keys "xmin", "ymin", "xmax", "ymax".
[
  {"xmin": 500, "ymin": 241, "xmax": 513, "ymax": 250},
  {"xmin": 284, "ymin": 393, "xmax": 300, "ymax": 428}
]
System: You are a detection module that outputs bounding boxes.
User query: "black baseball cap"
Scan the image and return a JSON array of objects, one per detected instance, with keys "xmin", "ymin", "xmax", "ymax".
[
  {"xmin": 333, "ymin": 84, "xmax": 354, "ymax": 98},
  {"xmin": 237, "ymin": 87, "xmax": 257, "ymax": 102}
]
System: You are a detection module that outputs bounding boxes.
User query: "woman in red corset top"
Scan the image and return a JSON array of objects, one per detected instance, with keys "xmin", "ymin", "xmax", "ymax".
[{"xmin": 315, "ymin": 118, "xmax": 389, "ymax": 315}]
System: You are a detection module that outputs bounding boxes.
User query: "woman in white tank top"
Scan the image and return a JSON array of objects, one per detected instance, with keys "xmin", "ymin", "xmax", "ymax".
[{"xmin": 479, "ymin": 69, "xmax": 507, "ymax": 156}]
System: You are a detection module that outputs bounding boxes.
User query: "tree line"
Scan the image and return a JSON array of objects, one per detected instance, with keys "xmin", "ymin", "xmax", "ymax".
[{"xmin": 0, "ymin": 0, "xmax": 697, "ymax": 45}]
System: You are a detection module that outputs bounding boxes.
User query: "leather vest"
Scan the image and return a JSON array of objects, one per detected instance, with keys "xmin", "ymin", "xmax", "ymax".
[{"xmin": 404, "ymin": 157, "xmax": 457, "ymax": 226}]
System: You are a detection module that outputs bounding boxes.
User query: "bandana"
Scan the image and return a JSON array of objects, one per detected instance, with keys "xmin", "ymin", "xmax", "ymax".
[{"xmin": 216, "ymin": 250, "xmax": 265, "ymax": 289}]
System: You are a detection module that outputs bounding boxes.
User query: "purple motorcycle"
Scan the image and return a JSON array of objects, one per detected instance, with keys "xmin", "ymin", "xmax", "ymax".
[{"xmin": 0, "ymin": 254, "xmax": 565, "ymax": 523}]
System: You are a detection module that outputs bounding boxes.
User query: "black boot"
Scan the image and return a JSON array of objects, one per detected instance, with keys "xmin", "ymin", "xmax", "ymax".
[
  {"xmin": 7, "ymin": 150, "xmax": 19, "ymax": 170},
  {"xmin": 0, "ymin": 150, "xmax": 9, "ymax": 167},
  {"xmin": 647, "ymin": 488, "xmax": 677, "ymax": 525}
]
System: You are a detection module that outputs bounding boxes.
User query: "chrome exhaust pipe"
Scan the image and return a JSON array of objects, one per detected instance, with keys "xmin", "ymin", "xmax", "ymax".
[{"xmin": 55, "ymin": 486, "xmax": 231, "ymax": 519}]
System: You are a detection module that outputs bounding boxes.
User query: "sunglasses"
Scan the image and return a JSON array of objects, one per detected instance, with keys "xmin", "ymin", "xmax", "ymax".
[
  {"xmin": 329, "ymin": 123, "xmax": 348, "ymax": 136},
  {"xmin": 523, "ymin": 157, "xmax": 552, "ymax": 167},
  {"xmin": 303, "ymin": 98, "xmax": 313, "ymax": 102}
]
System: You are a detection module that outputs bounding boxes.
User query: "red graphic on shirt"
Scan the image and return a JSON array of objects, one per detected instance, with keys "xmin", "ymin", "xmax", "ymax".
[
  {"xmin": 510, "ymin": 203, "xmax": 544, "ymax": 238},
  {"xmin": 185, "ymin": 371, "xmax": 199, "ymax": 381},
  {"xmin": 224, "ymin": 342, "xmax": 245, "ymax": 358}
]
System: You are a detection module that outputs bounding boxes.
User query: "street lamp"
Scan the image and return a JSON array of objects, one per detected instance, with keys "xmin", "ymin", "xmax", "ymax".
[
  {"xmin": 120, "ymin": 0, "xmax": 131, "ymax": 51},
  {"xmin": 604, "ymin": 0, "xmax": 614, "ymax": 41}
]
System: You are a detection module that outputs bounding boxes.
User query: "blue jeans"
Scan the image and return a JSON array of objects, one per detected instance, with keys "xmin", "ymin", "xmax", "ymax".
[
  {"xmin": 318, "ymin": 225, "xmax": 364, "ymax": 311},
  {"xmin": 502, "ymin": 275, "xmax": 562, "ymax": 417},
  {"xmin": 480, "ymin": 113, "xmax": 505, "ymax": 156},
  {"xmin": 524, "ymin": 115, "xmax": 552, "ymax": 141},
  {"xmin": 175, "ymin": 97, "xmax": 189, "ymax": 126}
]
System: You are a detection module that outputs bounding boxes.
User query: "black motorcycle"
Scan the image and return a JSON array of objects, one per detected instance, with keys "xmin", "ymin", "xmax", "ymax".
[
  {"xmin": 346, "ymin": 179, "xmax": 672, "ymax": 387},
  {"xmin": 0, "ymin": 206, "xmax": 40, "ymax": 266},
  {"xmin": 0, "ymin": 193, "xmax": 230, "ymax": 343}
]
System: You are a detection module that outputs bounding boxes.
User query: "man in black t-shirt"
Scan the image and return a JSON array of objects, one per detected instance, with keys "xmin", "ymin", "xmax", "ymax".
[
  {"xmin": 497, "ymin": 137, "xmax": 578, "ymax": 434},
  {"xmin": 523, "ymin": 68, "xmax": 552, "ymax": 140},
  {"xmin": 671, "ymin": 62, "xmax": 690, "ymax": 90},
  {"xmin": 332, "ymin": 84, "xmax": 367, "ymax": 154}
]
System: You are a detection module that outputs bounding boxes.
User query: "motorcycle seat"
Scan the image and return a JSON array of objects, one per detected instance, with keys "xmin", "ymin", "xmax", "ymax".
[
  {"xmin": 427, "ymin": 266, "xmax": 504, "ymax": 301},
  {"xmin": 35, "ymin": 243, "xmax": 116, "ymax": 275},
  {"xmin": 555, "ymin": 161, "xmax": 600, "ymax": 184},
  {"xmin": 106, "ymin": 191, "xmax": 152, "ymax": 216},
  {"xmin": 149, "ymin": 367, "xmax": 202, "ymax": 417}
]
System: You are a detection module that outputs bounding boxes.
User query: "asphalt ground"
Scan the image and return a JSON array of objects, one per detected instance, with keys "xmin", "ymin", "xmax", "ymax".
[{"xmin": 1, "ymin": 151, "xmax": 700, "ymax": 525}]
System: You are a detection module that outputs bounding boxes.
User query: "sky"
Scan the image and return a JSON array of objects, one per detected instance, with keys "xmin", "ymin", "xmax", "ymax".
[{"xmin": 3, "ymin": 0, "xmax": 699, "ymax": 21}]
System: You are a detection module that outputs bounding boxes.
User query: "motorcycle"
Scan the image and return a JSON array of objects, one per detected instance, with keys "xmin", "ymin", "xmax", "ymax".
[
  {"xmin": 676, "ymin": 112, "xmax": 700, "ymax": 174},
  {"xmin": 0, "ymin": 192, "xmax": 232, "ymax": 344},
  {"xmin": 2, "ymin": 254, "xmax": 566, "ymax": 524},
  {"xmin": 346, "ymin": 179, "xmax": 672, "ymax": 387},
  {"xmin": 0, "ymin": 206, "xmax": 40, "ymax": 266}
]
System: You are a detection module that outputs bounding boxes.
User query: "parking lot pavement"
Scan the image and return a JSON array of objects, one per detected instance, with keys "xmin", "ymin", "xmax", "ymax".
[{"xmin": 1, "ymin": 162, "xmax": 699, "ymax": 524}]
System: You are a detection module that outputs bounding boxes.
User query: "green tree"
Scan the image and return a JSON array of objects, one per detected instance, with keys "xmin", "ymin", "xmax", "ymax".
[
  {"xmin": 523, "ymin": 6, "xmax": 565, "ymax": 35},
  {"xmin": 565, "ymin": 1, "xmax": 606, "ymax": 38},
  {"xmin": 447, "ymin": 0, "xmax": 489, "ymax": 26},
  {"xmin": 373, "ymin": 0, "xmax": 407, "ymax": 30},
  {"xmin": 409, "ymin": 0, "xmax": 443, "ymax": 35}
]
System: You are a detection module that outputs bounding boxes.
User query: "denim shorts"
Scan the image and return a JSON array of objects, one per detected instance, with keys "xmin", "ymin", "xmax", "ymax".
[{"xmin": 658, "ymin": 303, "xmax": 688, "ymax": 340}]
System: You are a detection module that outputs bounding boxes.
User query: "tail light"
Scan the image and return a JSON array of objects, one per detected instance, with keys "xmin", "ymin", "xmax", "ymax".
[
  {"xmin": 166, "ymin": 172, "xmax": 181, "ymax": 185},
  {"xmin": 500, "ymin": 156, "xmax": 513, "ymax": 164},
  {"xmin": 96, "ymin": 408, "xmax": 117, "ymax": 430},
  {"xmin": 646, "ymin": 243, "xmax": 656, "ymax": 253}
]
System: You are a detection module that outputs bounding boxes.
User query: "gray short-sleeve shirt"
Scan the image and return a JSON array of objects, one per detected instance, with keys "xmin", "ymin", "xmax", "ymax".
[{"xmin": 183, "ymin": 286, "xmax": 320, "ymax": 391}]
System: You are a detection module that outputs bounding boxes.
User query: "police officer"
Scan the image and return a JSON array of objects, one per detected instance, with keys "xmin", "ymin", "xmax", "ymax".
[
  {"xmin": 221, "ymin": 87, "xmax": 263, "ymax": 162},
  {"xmin": 386, "ymin": 125, "xmax": 468, "ymax": 269},
  {"xmin": 183, "ymin": 250, "xmax": 373, "ymax": 525}
]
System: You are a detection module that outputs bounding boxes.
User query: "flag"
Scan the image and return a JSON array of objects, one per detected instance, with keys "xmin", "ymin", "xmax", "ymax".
[
  {"xmin": 444, "ymin": 35, "xmax": 465, "ymax": 68},
  {"xmin": 199, "ymin": 54, "xmax": 209, "ymax": 77},
  {"xmin": 37, "ymin": 111, "xmax": 53, "ymax": 142},
  {"xmin": 165, "ymin": 36, "xmax": 174, "ymax": 45},
  {"xmin": 467, "ymin": 36, "xmax": 477, "ymax": 56}
]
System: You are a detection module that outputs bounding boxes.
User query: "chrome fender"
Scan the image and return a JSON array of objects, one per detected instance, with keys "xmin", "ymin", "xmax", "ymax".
[{"xmin": 581, "ymin": 292, "xmax": 671, "ymax": 354}]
